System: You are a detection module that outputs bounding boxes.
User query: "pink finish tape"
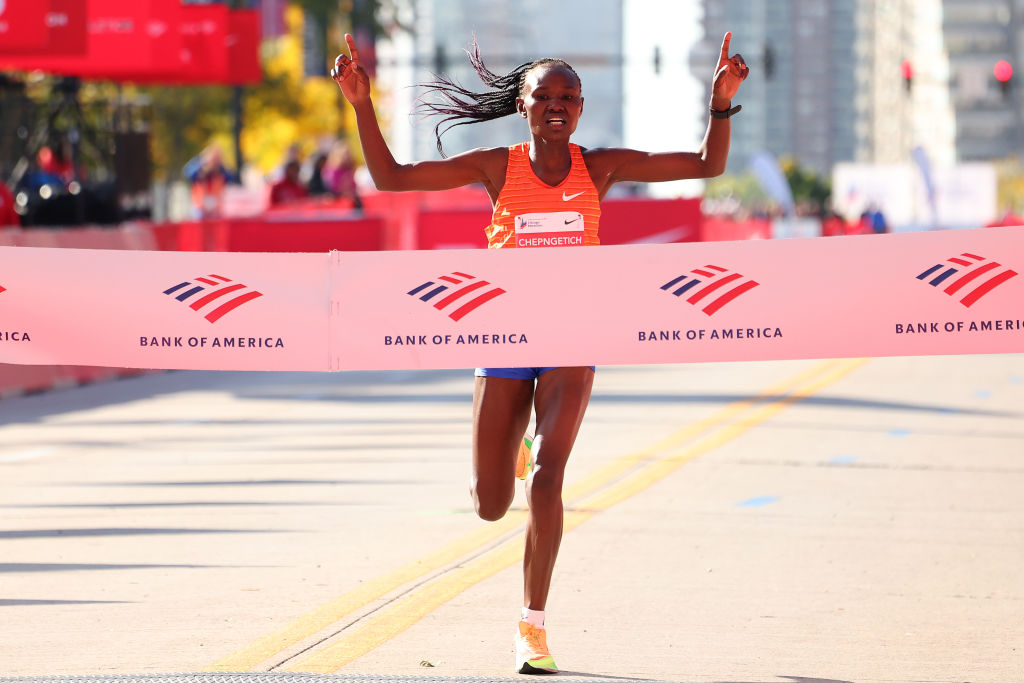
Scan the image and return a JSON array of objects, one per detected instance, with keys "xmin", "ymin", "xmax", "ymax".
[{"xmin": 1, "ymin": 227, "xmax": 1022, "ymax": 372}]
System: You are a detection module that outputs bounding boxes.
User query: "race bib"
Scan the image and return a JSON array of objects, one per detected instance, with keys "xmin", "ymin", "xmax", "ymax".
[{"xmin": 514, "ymin": 212, "xmax": 584, "ymax": 248}]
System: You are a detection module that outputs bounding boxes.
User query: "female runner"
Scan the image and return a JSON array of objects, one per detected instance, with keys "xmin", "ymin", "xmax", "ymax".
[{"xmin": 332, "ymin": 32, "xmax": 748, "ymax": 674}]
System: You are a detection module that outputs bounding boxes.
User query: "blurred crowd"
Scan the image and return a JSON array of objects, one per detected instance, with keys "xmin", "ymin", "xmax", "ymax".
[
  {"xmin": 183, "ymin": 139, "xmax": 363, "ymax": 220},
  {"xmin": 7, "ymin": 137, "xmax": 1021, "ymax": 232},
  {"xmin": 1, "ymin": 140, "xmax": 90, "ymax": 229}
]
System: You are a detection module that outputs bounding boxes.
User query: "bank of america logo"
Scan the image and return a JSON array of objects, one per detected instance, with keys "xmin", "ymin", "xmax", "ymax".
[
  {"xmin": 162, "ymin": 274, "xmax": 263, "ymax": 323},
  {"xmin": 916, "ymin": 253, "xmax": 1017, "ymax": 307},
  {"xmin": 407, "ymin": 271, "xmax": 506, "ymax": 321},
  {"xmin": 660, "ymin": 264, "xmax": 759, "ymax": 316}
]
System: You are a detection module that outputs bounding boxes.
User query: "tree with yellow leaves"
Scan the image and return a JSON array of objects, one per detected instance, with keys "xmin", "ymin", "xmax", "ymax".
[{"xmin": 144, "ymin": 2, "xmax": 376, "ymax": 182}]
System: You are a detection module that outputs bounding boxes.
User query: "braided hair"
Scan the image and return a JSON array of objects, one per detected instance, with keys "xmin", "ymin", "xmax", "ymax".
[{"xmin": 416, "ymin": 38, "xmax": 581, "ymax": 156}]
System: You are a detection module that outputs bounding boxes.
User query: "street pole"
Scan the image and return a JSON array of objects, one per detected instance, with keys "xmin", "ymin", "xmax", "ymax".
[
  {"xmin": 230, "ymin": 0, "xmax": 246, "ymax": 180},
  {"xmin": 232, "ymin": 85, "xmax": 244, "ymax": 180}
]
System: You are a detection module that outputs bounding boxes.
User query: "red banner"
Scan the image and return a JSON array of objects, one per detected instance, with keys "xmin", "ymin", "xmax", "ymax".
[
  {"xmin": 86, "ymin": 0, "xmax": 183, "ymax": 78},
  {"xmin": 173, "ymin": 2, "xmax": 229, "ymax": 83},
  {"xmin": 0, "ymin": 0, "xmax": 181, "ymax": 78},
  {"xmin": 0, "ymin": 2, "xmax": 259, "ymax": 85},
  {"xmin": 100, "ymin": 2, "xmax": 227, "ymax": 84},
  {"xmin": 0, "ymin": 0, "xmax": 86, "ymax": 55},
  {"xmin": 112, "ymin": 5, "xmax": 262, "ymax": 85},
  {"xmin": 0, "ymin": 0, "xmax": 50, "ymax": 51},
  {"xmin": 44, "ymin": 0, "xmax": 88, "ymax": 55},
  {"xmin": 227, "ymin": 8, "xmax": 262, "ymax": 85}
]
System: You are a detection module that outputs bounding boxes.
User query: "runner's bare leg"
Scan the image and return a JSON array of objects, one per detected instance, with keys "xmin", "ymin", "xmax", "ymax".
[
  {"xmin": 471, "ymin": 376, "xmax": 534, "ymax": 521},
  {"xmin": 523, "ymin": 367, "xmax": 594, "ymax": 609}
]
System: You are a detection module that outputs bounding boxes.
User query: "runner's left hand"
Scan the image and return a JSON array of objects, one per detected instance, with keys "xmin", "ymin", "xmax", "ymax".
[{"xmin": 711, "ymin": 32, "xmax": 749, "ymax": 107}]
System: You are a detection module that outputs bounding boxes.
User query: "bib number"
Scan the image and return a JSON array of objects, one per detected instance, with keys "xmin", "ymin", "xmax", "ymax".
[{"xmin": 514, "ymin": 212, "xmax": 584, "ymax": 248}]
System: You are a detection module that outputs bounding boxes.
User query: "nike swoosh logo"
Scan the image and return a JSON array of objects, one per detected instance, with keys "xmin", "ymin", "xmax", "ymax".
[
  {"xmin": 562, "ymin": 191, "xmax": 585, "ymax": 201},
  {"xmin": 564, "ymin": 218, "xmax": 580, "ymax": 224}
]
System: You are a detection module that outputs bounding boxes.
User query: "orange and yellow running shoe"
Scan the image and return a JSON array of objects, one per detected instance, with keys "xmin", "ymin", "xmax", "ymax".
[
  {"xmin": 514, "ymin": 620, "xmax": 558, "ymax": 674},
  {"xmin": 515, "ymin": 434, "xmax": 534, "ymax": 480}
]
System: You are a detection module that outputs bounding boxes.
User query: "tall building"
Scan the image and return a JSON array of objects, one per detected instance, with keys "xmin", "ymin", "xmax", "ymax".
[
  {"xmin": 690, "ymin": 0, "xmax": 955, "ymax": 174},
  {"xmin": 375, "ymin": 0, "xmax": 624, "ymax": 164},
  {"xmin": 622, "ymin": 0, "xmax": 707, "ymax": 198},
  {"xmin": 943, "ymin": 0, "xmax": 1024, "ymax": 161},
  {"xmin": 859, "ymin": 0, "xmax": 956, "ymax": 166}
]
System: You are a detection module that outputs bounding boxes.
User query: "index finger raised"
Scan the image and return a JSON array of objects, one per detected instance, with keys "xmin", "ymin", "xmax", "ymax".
[
  {"xmin": 345, "ymin": 33, "xmax": 361, "ymax": 62},
  {"xmin": 719, "ymin": 31, "xmax": 732, "ymax": 62}
]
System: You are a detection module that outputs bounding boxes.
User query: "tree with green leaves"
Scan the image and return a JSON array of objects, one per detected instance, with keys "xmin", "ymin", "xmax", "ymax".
[{"xmin": 779, "ymin": 157, "xmax": 831, "ymax": 216}]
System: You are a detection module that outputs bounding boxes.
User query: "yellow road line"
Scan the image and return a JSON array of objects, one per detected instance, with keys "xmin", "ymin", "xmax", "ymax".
[
  {"xmin": 562, "ymin": 358, "xmax": 844, "ymax": 502},
  {"xmin": 284, "ymin": 357, "xmax": 869, "ymax": 673},
  {"xmin": 208, "ymin": 511, "xmax": 526, "ymax": 671},
  {"xmin": 288, "ymin": 510, "xmax": 595, "ymax": 674},
  {"xmin": 209, "ymin": 357, "xmax": 856, "ymax": 672},
  {"xmin": 576, "ymin": 358, "xmax": 869, "ymax": 511}
]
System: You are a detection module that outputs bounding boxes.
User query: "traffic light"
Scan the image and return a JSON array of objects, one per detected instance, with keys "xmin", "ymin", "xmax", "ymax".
[
  {"xmin": 994, "ymin": 60, "xmax": 1013, "ymax": 98},
  {"xmin": 900, "ymin": 60, "xmax": 913, "ymax": 93}
]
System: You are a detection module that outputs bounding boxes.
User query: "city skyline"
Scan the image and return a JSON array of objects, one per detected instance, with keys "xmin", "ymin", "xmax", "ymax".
[{"xmin": 374, "ymin": 0, "xmax": 1022, "ymax": 186}]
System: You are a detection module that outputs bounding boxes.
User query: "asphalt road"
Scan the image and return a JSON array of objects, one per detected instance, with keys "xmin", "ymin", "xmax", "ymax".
[{"xmin": 1, "ymin": 354, "xmax": 1022, "ymax": 682}]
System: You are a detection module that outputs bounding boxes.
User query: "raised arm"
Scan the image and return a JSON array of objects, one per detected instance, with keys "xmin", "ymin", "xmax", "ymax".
[
  {"xmin": 584, "ymin": 32, "xmax": 749, "ymax": 195},
  {"xmin": 332, "ymin": 34, "xmax": 504, "ymax": 194}
]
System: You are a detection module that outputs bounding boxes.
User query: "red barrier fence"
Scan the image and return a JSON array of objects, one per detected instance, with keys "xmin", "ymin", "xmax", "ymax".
[
  {"xmin": 149, "ymin": 216, "xmax": 387, "ymax": 252},
  {"xmin": 0, "ymin": 195, "xmax": 769, "ymax": 396},
  {"xmin": 247, "ymin": 191, "xmax": 706, "ymax": 250},
  {"xmin": 700, "ymin": 216, "xmax": 772, "ymax": 242}
]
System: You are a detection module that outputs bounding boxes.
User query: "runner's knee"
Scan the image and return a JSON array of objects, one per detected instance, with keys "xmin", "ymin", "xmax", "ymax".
[
  {"xmin": 527, "ymin": 464, "xmax": 564, "ymax": 505},
  {"xmin": 471, "ymin": 478, "xmax": 513, "ymax": 521}
]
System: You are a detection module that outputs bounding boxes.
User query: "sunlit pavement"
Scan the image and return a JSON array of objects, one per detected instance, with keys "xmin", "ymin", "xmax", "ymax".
[{"xmin": 2, "ymin": 355, "xmax": 1022, "ymax": 682}]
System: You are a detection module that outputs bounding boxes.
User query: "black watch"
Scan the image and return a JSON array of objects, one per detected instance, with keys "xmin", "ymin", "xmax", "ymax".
[{"xmin": 710, "ymin": 104, "xmax": 742, "ymax": 119}]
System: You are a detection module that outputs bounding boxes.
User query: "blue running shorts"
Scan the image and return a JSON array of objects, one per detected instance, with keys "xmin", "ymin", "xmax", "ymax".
[{"xmin": 474, "ymin": 366, "xmax": 596, "ymax": 380}]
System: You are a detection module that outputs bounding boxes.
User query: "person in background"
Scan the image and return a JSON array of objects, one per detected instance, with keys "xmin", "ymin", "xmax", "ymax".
[
  {"xmin": 0, "ymin": 176, "xmax": 20, "ymax": 227},
  {"xmin": 184, "ymin": 145, "xmax": 234, "ymax": 219},
  {"xmin": 37, "ymin": 142, "xmax": 76, "ymax": 187},
  {"xmin": 856, "ymin": 205, "xmax": 888, "ymax": 234},
  {"xmin": 274, "ymin": 143, "xmax": 302, "ymax": 181},
  {"xmin": 307, "ymin": 153, "xmax": 331, "ymax": 196},
  {"xmin": 323, "ymin": 141, "xmax": 362, "ymax": 209},
  {"xmin": 269, "ymin": 159, "xmax": 308, "ymax": 206}
]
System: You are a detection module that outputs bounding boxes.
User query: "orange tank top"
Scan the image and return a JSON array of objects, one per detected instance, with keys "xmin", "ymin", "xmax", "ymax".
[{"xmin": 485, "ymin": 142, "xmax": 601, "ymax": 249}]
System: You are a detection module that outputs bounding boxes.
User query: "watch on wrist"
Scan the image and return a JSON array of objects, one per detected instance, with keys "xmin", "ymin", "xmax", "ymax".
[{"xmin": 710, "ymin": 104, "xmax": 742, "ymax": 119}]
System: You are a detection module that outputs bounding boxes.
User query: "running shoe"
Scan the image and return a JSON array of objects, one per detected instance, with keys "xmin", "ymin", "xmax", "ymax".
[
  {"xmin": 516, "ymin": 434, "xmax": 534, "ymax": 480},
  {"xmin": 514, "ymin": 620, "xmax": 558, "ymax": 674}
]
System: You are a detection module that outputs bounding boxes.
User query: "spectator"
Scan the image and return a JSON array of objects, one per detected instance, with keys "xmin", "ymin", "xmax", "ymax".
[
  {"xmin": 37, "ymin": 142, "xmax": 76, "ymax": 186},
  {"xmin": 184, "ymin": 145, "xmax": 234, "ymax": 219},
  {"xmin": 870, "ymin": 207, "xmax": 888, "ymax": 233},
  {"xmin": 307, "ymin": 153, "xmax": 330, "ymax": 196},
  {"xmin": 268, "ymin": 143, "xmax": 302, "ymax": 183},
  {"xmin": 269, "ymin": 160, "xmax": 308, "ymax": 206},
  {"xmin": 0, "ymin": 177, "xmax": 20, "ymax": 227},
  {"xmin": 323, "ymin": 142, "xmax": 362, "ymax": 209},
  {"xmin": 821, "ymin": 210, "xmax": 845, "ymax": 237}
]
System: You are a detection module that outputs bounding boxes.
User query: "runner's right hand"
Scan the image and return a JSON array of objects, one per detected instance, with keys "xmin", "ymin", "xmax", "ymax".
[{"xmin": 332, "ymin": 33, "xmax": 371, "ymax": 105}]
